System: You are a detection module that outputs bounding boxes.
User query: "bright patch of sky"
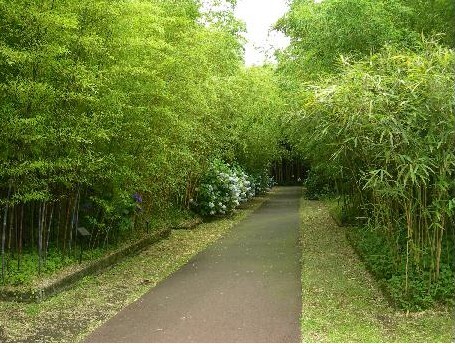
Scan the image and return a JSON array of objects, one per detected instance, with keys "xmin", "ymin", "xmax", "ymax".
[{"xmin": 234, "ymin": 0, "xmax": 290, "ymax": 66}]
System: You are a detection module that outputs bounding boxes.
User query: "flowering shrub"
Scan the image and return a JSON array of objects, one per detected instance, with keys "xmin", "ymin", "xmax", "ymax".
[
  {"xmin": 191, "ymin": 159, "xmax": 271, "ymax": 216},
  {"xmin": 250, "ymin": 169, "xmax": 275, "ymax": 195}
]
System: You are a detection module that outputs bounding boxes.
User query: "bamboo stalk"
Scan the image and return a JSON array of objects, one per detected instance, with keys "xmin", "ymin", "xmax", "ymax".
[
  {"xmin": 63, "ymin": 197, "xmax": 71, "ymax": 256},
  {"xmin": 44, "ymin": 203, "xmax": 54, "ymax": 266},
  {"xmin": 1, "ymin": 185, "xmax": 11, "ymax": 284},
  {"xmin": 18, "ymin": 204, "xmax": 23, "ymax": 270},
  {"xmin": 56, "ymin": 201, "xmax": 61, "ymax": 250},
  {"xmin": 38, "ymin": 202, "xmax": 44, "ymax": 275},
  {"xmin": 7, "ymin": 204, "xmax": 14, "ymax": 276},
  {"xmin": 15, "ymin": 205, "xmax": 18, "ymax": 269},
  {"xmin": 405, "ymin": 201, "xmax": 412, "ymax": 294},
  {"xmin": 30, "ymin": 202, "xmax": 34, "ymax": 252}
]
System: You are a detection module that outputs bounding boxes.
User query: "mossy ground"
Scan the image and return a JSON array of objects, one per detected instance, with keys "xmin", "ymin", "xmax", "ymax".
[
  {"xmin": 0, "ymin": 194, "xmax": 272, "ymax": 342},
  {"xmin": 299, "ymin": 198, "xmax": 454, "ymax": 342}
]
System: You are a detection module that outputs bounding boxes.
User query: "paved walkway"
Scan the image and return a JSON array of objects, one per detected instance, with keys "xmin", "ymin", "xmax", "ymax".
[{"xmin": 85, "ymin": 187, "xmax": 302, "ymax": 343}]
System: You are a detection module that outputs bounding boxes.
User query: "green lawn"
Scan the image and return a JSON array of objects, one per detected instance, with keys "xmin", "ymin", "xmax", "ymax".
[{"xmin": 299, "ymin": 198, "xmax": 454, "ymax": 342}]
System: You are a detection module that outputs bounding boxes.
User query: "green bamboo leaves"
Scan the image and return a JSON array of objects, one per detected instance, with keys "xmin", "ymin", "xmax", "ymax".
[
  {"xmin": 277, "ymin": 0, "xmax": 455, "ymax": 309},
  {"xmin": 0, "ymin": 0, "xmax": 283, "ymax": 284},
  {"xmin": 298, "ymin": 41, "xmax": 454, "ymax": 308}
]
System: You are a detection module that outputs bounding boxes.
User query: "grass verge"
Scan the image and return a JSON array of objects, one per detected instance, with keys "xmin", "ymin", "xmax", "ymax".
[
  {"xmin": 0, "ymin": 192, "xmax": 272, "ymax": 342},
  {"xmin": 299, "ymin": 198, "xmax": 454, "ymax": 342}
]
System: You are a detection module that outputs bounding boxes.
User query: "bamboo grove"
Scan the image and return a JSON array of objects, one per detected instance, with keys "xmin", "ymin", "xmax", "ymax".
[
  {"xmin": 0, "ymin": 0, "xmax": 284, "ymax": 284},
  {"xmin": 1, "ymin": 0, "xmax": 454, "ymax": 310},
  {"xmin": 277, "ymin": 0, "xmax": 455, "ymax": 308}
]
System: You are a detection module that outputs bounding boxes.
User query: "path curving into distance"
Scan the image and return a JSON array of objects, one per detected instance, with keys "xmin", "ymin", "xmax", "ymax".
[{"xmin": 85, "ymin": 186, "xmax": 302, "ymax": 343}]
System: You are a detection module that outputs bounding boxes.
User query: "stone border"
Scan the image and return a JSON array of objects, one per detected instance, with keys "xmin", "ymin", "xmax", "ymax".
[{"xmin": 0, "ymin": 228, "xmax": 171, "ymax": 303}]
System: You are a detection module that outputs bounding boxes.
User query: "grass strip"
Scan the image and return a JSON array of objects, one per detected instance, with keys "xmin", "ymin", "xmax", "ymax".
[
  {"xmin": 0, "ymin": 193, "xmax": 272, "ymax": 342},
  {"xmin": 299, "ymin": 198, "xmax": 454, "ymax": 342}
]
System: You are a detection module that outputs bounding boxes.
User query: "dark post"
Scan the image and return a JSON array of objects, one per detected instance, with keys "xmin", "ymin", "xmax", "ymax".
[{"xmin": 77, "ymin": 227, "xmax": 91, "ymax": 264}]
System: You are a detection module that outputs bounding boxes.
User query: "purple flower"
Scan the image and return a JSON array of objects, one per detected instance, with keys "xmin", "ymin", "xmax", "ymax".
[{"xmin": 132, "ymin": 192, "xmax": 143, "ymax": 203}]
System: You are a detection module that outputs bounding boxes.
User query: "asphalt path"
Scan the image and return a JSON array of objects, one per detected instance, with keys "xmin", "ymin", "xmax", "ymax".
[{"xmin": 85, "ymin": 186, "xmax": 302, "ymax": 343}]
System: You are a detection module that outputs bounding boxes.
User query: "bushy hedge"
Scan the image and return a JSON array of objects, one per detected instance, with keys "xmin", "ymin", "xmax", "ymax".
[
  {"xmin": 191, "ymin": 159, "xmax": 272, "ymax": 216},
  {"xmin": 303, "ymin": 165, "xmax": 335, "ymax": 200}
]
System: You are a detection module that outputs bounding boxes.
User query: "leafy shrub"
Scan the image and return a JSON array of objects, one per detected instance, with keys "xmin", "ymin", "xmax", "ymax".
[
  {"xmin": 387, "ymin": 265, "xmax": 455, "ymax": 310},
  {"xmin": 303, "ymin": 166, "xmax": 335, "ymax": 200},
  {"xmin": 191, "ymin": 159, "xmax": 261, "ymax": 216},
  {"xmin": 251, "ymin": 169, "xmax": 275, "ymax": 195}
]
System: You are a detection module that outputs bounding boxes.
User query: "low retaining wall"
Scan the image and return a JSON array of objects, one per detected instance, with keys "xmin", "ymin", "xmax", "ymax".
[{"xmin": 0, "ymin": 228, "xmax": 171, "ymax": 303}]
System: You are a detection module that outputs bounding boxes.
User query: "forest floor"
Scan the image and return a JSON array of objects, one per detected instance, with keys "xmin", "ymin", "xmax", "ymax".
[{"xmin": 300, "ymin": 199, "xmax": 454, "ymax": 342}]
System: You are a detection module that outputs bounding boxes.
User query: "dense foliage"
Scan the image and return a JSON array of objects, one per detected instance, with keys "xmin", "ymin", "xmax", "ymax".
[
  {"xmin": 277, "ymin": 0, "xmax": 455, "ymax": 309},
  {"xmin": 1, "ymin": 0, "xmax": 453, "ymax": 312},
  {"xmin": 0, "ymin": 0, "xmax": 283, "ymax": 284},
  {"xmin": 191, "ymin": 159, "xmax": 272, "ymax": 216}
]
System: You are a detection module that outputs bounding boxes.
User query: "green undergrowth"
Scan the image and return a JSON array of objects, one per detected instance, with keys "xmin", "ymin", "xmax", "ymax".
[
  {"xmin": 325, "ymin": 198, "xmax": 455, "ymax": 311},
  {"xmin": 1, "ymin": 249, "xmax": 100, "ymax": 286},
  {"xmin": 1, "ymin": 206, "xmax": 194, "ymax": 287},
  {"xmin": 300, "ymin": 198, "xmax": 454, "ymax": 342},
  {"xmin": 347, "ymin": 225, "xmax": 455, "ymax": 311},
  {"xmin": 0, "ymin": 192, "xmax": 272, "ymax": 342}
]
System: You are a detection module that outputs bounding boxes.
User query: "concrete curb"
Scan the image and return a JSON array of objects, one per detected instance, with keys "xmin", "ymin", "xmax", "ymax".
[{"xmin": 0, "ymin": 228, "xmax": 171, "ymax": 303}]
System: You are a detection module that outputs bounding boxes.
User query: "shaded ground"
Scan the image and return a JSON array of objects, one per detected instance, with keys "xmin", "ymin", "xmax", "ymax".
[
  {"xmin": 2, "ymin": 190, "xmax": 451, "ymax": 343},
  {"xmin": 86, "ymin": 186, "xmax": 302, "ymax": 343},
  {"xmin": 300, "ymin": 199, "xmax": 455, "ymax": 342},
  {"xmin": 0, "ymin": 194, "xmax": 272, "ymax": 342}
]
